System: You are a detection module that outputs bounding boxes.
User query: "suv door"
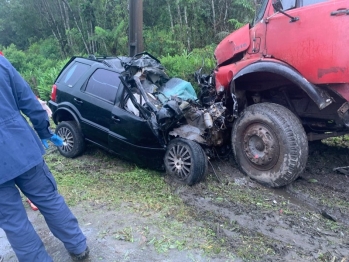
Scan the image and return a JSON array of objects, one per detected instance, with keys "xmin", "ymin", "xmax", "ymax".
[
  {"xmin": 78, "ymin": 69, "xmax": 120, "ymax": 148},
  {"xmin": 108, "ymin": 88, "xmax": 165, "ymax": 168},
  {"xmin": 265, "ymin": 0, "xmax": 349, "ymax": 84}
]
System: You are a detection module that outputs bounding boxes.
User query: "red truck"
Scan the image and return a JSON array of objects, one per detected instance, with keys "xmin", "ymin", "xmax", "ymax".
[{"xmin": 205, "ymin": 0, "xmax": 349, "ymax": 187}]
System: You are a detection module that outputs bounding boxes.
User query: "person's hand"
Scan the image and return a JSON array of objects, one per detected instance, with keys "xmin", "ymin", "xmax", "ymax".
[
  {"xmin": 41, "ymin": 134, "xmax": 64, "ymax": 149},
  {"xmin": 50, "ymin": 134, "xmax": 64, "ymax": 147}
]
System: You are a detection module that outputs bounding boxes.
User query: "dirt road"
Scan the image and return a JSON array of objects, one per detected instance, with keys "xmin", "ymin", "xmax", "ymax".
[{"xmin": 1, "ymin": 139, "xmax": 348, "ymax": 261}]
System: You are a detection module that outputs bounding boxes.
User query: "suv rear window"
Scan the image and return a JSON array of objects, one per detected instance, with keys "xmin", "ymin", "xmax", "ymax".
[
  {"xmin": 85, "ymin": 69, "xmax": 121, "ymax": 103},
  {"xmin": 60, "ymin": 62, "xmax": 90, "ymax": 87}
]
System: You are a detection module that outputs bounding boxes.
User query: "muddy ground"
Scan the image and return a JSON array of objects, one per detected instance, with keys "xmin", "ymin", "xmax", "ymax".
[{"xmin": 1, "ymin": 139, "xmax": 348, "ymax": 262}]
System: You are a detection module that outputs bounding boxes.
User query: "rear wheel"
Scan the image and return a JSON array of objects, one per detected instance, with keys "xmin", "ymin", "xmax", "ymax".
[
  {"xmin": 232, "ymin": 103, "xmax": 308, "ymax": 187},
  {"xmin": 55, "ymin": 121, "xmax": 85, "ymax": 158},
  {"xmin": 164, "ymin": 138, "xmax": 207, "ymax": 186}
]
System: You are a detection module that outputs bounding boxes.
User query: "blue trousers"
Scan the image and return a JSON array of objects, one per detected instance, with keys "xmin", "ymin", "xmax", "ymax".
[{"xmin": 0, "ymin": 160, "xmax": 87, "ymax": 262}]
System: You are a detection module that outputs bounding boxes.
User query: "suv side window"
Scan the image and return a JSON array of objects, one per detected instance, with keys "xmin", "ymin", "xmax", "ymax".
[
  {"xmin": 85, "ymin": 69, "xmax": 120, "ymax": 103},
  {"xmin": 299, "ymin": 0, "xmax": 328, "ymax": 7},
  {"xmin": 61, "ymin": 62, "xmax": 90, "ymax": 87}
]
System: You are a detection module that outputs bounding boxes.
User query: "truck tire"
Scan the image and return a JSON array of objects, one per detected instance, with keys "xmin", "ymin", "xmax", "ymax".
[
  {"xmin": 164, "ymin": 138, "xmax": 207, "ymax": 186},
  {"xmin": 55, "ymin": 121, "xmax": 85, "ymax": 158},
  {"xmin": 232, "ymin": 103, "xmax": 308, "ymax": 187}
]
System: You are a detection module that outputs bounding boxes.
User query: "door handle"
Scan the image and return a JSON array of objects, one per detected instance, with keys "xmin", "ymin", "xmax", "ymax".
[
  {"xmin": 74, "ymin": 98, "xmax": 83, "ymax": 104},
  {"xmin": 112, "ymin": 116, "xmax": 120, "ymax": 122},
  {"xmin": 331, "ymin": 9, "xmax": 349, "ymax": 16}
]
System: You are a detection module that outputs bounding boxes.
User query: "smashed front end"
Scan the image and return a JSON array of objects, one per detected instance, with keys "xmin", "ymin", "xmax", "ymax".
[{"xmin": 118, "ymin": 53, "xmax": 231, "ymax": 157}]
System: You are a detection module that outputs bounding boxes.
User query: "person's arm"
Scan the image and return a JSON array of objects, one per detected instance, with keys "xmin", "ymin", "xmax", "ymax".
[
  {"xmin": 8, "ymin": 61, "xmax": 53, "ymax": 140},
  {"xmin": 1, "ymin": 56, "xmax": 63, "ymax": 148}
]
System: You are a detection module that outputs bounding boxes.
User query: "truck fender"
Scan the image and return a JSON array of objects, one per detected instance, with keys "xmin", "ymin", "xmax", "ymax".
[{"xmin": 233, "ymin": 61, "xmax": 333, "ymax": 110}]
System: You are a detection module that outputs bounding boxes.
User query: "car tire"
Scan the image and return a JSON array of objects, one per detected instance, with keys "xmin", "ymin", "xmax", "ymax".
[
  {"xmin": 164, "ymin": 138, "xmax": 207, "ymax": 186},
  {"xmin": 232, "ymin": 103, "xmax": 308, "ymax": 187},
  {"xmin": 55, "ymin": 121, "xmax": 85, "ymax": 158}
]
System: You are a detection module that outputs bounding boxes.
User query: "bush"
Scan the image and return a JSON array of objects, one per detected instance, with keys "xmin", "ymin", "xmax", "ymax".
[
  {"xmin": 22, "ymin": 59, "xmax": 69, "ymax": 99},
  {"xmin": 160, "ymin": 45, "xmax": 216, "ymax": 90},
  {"xmin": 2, "ymin": 44, "xmax": 27, "ymax": 72},
  {"xmin": 4, "ymin": 40, "xmax": 218, "ymax": 100},
  {"xmin": 3, "ymin": 42, "xmax": 67, "ymax": 100},
  {"xmin": 143, "ymin": 27, "xmax": 186, "ymax": 57}
]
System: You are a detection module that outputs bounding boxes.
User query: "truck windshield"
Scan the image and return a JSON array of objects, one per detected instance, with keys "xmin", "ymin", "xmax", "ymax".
[{"xmin": 254, "ymin": 0, "xmax": 269, "ymax": 25}]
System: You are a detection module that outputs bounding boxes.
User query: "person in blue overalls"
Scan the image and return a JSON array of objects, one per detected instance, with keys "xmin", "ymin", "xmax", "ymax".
[{"xmin": 0, "ymin": 55, "xmax": 89, "ymax": 261}]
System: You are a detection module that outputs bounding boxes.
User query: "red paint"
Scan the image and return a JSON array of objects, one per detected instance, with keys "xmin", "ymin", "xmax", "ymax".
[
  {"xmin": 214, "ymin": 0, "xmax": 349, "ymax": 101},
  {"xmin": 214, "ymin": 24, "xmax": 250, "ymax": 66}
]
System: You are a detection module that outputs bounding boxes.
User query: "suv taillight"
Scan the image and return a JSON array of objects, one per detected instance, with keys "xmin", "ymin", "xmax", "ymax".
[{"xmin": 51, "ymin": 84, "xmax": 57, "ymax": 102}]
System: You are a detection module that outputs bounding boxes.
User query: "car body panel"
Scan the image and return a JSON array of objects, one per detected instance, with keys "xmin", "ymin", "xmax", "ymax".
[{"xmin": 49, "ymin": 55, "xmax": 167, "ymax": 168}]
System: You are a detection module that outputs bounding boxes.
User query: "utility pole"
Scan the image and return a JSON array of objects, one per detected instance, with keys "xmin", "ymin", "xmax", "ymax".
[{"xmin": 129, "ymin": 0, "xmax": 143, "ymax": 56}]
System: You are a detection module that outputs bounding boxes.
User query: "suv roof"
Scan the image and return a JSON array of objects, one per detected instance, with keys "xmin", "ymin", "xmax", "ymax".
[{"xmin": 54, "ymin": 56, "xmax": 130, "ymax": 82}]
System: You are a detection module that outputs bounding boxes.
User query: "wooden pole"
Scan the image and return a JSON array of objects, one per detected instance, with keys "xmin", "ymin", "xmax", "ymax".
[{"xmin": 129, "ymin": 0, "xmax": 143, "ymax": 56}]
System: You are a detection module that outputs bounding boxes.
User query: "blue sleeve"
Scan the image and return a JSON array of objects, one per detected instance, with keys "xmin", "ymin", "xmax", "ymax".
[{"xmin": 5, "ymin": 57, "xmax": 53, "ymax": 139}]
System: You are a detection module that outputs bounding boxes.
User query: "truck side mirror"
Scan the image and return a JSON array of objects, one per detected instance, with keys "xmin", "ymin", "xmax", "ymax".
[
  {"xmin": 272, "ymin": 0, "xmax": 283, "ymax": 12},
  {"xmin": 272, "ymin": 0, "xmax": 299, "ymax": 22}
]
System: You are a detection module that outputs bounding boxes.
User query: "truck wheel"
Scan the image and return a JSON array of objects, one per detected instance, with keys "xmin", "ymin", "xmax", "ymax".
[
  {"xmin": 164, "ymin": 138, "xmax": 207, "ymax": 186},
  {"xmin": 232, "ymin": 103, "xmax": 308, "ymax": 187},
  {"xmin": 55, "ymin": 121, "xmax": 85, "ymax": 158}
]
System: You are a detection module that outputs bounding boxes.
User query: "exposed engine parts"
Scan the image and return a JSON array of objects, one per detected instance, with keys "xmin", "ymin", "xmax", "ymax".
[{"xmin": 119, "ymin": 53, "xmax": 231, "ymax": 157}]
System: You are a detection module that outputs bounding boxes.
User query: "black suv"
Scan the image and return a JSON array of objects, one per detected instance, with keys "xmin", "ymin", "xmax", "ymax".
[{"xmin": 48, "ymin": 53, "xmax": 226, "ymax": 186}]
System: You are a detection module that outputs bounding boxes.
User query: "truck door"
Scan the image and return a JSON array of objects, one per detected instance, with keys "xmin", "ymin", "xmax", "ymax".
[
  {"xmin": 265, "ymin": 0, "xmax": 349, "ymax": 84},
  {"xmin": 248, "ymin": 0, "xmax": 269, "ymax": 56}
]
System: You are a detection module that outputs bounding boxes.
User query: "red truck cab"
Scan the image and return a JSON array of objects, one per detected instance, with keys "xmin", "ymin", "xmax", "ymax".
[{"xmin": 212, "ymin": 0, "xmax": 349, "ymax": 187}]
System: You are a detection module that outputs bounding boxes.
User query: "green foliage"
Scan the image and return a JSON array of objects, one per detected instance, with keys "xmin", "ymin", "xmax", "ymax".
[
  {"xmin": 0, "ymin": 0, "xmax": 256, "ymax": 101},
  {"xmin": 93, "ymin": 22, "xmax": 128, "ymax": 56},
  {"xmin": 3, "ymin": 43, "xmax": 68, "ymax": 100},
  {"xmin": 0, "ymin": 0, "xmax": 256, "ymax": 58},
  {"xmin": 160, "ymin": 45, "xmax": 216, "ymax": 87},
  {"xmin": 228, "ymin": 19, "xmax": 246, "ymax": 30},
  {"xmin": 143, "ymin": 27, "xmax": 186, "ymax": 57},
  {"xmin": 22, "ymin": 60, "xmax": 68, "ymax": 99},
  {"xmin": 2, "ymin": 44, "xmax": 27, "ymax": 72}
]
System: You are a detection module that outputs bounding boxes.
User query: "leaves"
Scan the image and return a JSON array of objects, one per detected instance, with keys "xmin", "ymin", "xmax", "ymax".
[
  {"xmin": 0, "ymin": 0, "xmax": 255, "ymax": 100},
  {"xmin": 0, "ymin": 0, "xmax": 255, "ymax": 57}
]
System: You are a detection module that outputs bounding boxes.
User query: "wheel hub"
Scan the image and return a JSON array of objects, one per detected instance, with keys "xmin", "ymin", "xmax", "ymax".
[
  {"xmin": 243, "ymin": 123, "xmax": 279, "ymax": 169},
  {"xmin": 57, "ymin": 127, "xmax": 74, "ymax": 153},
  {"xmin": 167, "ymin": 145, "xmax": 192, "ymax": 180},
  {"xmin": 174, "ymin": 158, "xmax": 184, "ymax": 170}
]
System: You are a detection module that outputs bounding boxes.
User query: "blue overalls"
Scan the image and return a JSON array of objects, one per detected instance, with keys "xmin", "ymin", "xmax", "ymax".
[{"xmin": 0, "ymin": 56, "xmax": 87, "ymax": 261}]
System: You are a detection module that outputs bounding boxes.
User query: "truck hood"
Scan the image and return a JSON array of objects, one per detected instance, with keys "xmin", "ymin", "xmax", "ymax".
[{"xmin": 214, "ymin": 24, "xmax": 250, "ymax": 66}]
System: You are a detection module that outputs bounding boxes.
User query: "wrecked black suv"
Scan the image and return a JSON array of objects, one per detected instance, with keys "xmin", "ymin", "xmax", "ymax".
[{"xmin": 49, "ymin": 53, "xmax": 229, "ymax": 185}]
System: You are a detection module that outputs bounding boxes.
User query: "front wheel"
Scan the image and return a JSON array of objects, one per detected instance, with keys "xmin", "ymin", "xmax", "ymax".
[
  {"xmin": 164, "ymin": 138, "xmax": 207, "ymax": 186},
  {"xmin": 55, "ymin": 121, "xmax": 85, "ymax": 158},
  {"xmin": 232, "ymin": 103, "xmax": 308, "ymax": 187}
]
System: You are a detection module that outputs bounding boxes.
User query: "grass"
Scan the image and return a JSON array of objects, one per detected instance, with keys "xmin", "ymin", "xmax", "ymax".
[
  {"xmin": 44, "ymin": 146, "xmax": 283, "ymax": 260},
  {"xmin": 44, "ymin": 147, "xmax": 234, "ymax": 258},
  {"xmin": 42, "ymin": 133, "xmax": 349, "ymax": 261},
  {"xmin": 206, "ymin": 180, "xmax": 295, "ymax": 214},
  {"xmin": 323, "ymin": 134, "xmax": 349, "ymax": 148}
]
